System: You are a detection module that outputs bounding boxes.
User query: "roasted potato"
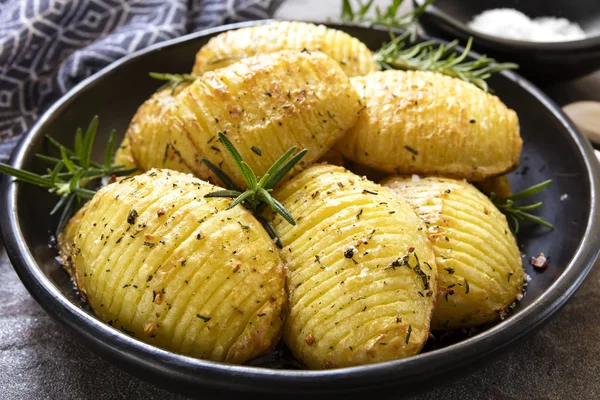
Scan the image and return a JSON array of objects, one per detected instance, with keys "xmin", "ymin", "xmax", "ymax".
[
  {"xmin": 127, "ymin": 50, "xmax": 362, "ymax": 188},
  {"xmin": 192, "ymin": 21, "xmax": 379, "ymax": 77},
  {"xmin": 271, "ymin": 164, "xmax": 438, "ymax": 368},
  {"xmin": 382, "ymin": 176, "xmax": 524, "ymax": 329},
  {"xmin": 58, "ymin": 169, "xmax": 286, "ymax": 363},
  {"xmin": 336, "ymin": 70, "xmax": 522, "ymax": 181}
]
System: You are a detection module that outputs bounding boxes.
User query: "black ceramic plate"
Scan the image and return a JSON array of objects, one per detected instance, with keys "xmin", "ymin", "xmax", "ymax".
[{"xmin": 1, "ymin": 21, "xmax": 600, "ymax": 396}]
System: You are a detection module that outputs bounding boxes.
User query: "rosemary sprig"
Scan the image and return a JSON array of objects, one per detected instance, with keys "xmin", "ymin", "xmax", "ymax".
[
  {"xmin": 148, "ymin": 72, "xmax": 199, "ymax": 94},
  {"xmin": 203, "ymin": 132, "xmax": 307, "ymax": 248},
  {"xmin": 341, "ymin": 0, "xmax": 433, "ymax": 40},
  {"xmin": 374, "ymin": 32, "xmax": 518, "ymax": 92},
  {"xmin": 490, "ymin": 180, "xmax": 554, "ymax": 233},
  {"xmin": 341, "ymin": 0, "xmax": 517, "ymax": 91},
  {"xmin": 0, "ymin": 116, "xmax": 137, "ymax": 234}
]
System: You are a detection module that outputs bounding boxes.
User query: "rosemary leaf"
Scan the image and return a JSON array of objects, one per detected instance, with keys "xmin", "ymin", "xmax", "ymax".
[
  {"xmin": 201, "ymin": 157, "xmax": 241, "ymax": 192},
  {"xmin": 263, "ymin": 148, "xmax": 308, "ymax": 190},
  {"xmin": 226, "ymin": 190, "xmax": 255, "ymax": 210},
  {"xmin": 81, "ymin": 116, "xmax": 98, "ymax": 169},
  {"xmin": 374, "ymin": 34, "xmax": 518, "ymax": 92},
  {"xmin": 204, "ymin": 189, "xmax": 242, "ymax": 198},
  {"xmin": 491, "ymin": 180, "xmax": 554, "ymax": 232},
  {"xmin": 105, "ymin": 129, "xmax": 117, "ymax": 170},
  {"xmin": 256, "ymin": 215, "xmax": 283, "ymax": 249}
]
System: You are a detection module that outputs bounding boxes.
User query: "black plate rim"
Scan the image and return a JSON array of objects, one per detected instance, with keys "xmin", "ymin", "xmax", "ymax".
[
  {"xmin": 1, "ymin": 20, "xmax": 600, "ymax": 392},
  {"xmin": 413, "ymin": 0, "xmax": 600, "ymax": 49}
]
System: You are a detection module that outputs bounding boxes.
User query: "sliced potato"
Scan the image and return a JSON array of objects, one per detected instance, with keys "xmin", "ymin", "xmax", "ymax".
[
  {"xmin": 193, "ymin": 21, "xmax": 379, "ymax": 77},
  {"xmin": 382, "ymin": 176, "xmax": 524, "ymax": 329},
  {"xmin": 58, "ymin": 169, "xmax": 286, "ymax": 363},
  {"xmin": 127, "ymin": 50, "xmax": 362, "ymax": 188},
  {"xmin": 272, "ymin": 164, "xmax": 437, "ymax": 368},
  {"xmin": 337, "ymin": 70, "xmax": 522, "ymax": 181}
]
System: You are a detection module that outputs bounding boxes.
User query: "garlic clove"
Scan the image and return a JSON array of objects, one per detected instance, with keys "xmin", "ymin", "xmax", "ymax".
[{"xmin": 562, "ymin": 101, "xmax": 600, "ymax": 146}]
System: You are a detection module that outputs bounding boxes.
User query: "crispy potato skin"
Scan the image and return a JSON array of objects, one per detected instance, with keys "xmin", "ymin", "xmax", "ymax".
[
  {"xmin": 336, "ymin": 70, "xmax": 522, "ymax": 181},
  {"xmin": 193, "ymin": 21, "xmax": 379, "ymax": 77},
  {"xmin": 383, "ymin": 176, "xmax": 524, "ymax": 329},
  {"xmin": 272, "ymin": 164, "xmax": 437, "ymax": 369},
  {"xmin": 58, "ymin": 169, "xmax": 286, "ymax": 363},
  {"xmin": 127, "ymin": 50, "xmax": 361, "ymax": 188}
]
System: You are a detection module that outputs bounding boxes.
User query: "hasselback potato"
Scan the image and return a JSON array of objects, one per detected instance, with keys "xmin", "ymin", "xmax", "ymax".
[
  {"xmin": 127, "ymin": 50, "xmax": 362, "ymax": 188},
  {"xmin": 382, "ymin": 176, "xmax": 524, "ymax": 329},
  {"xmin": 192, "ymin": 21, "xmax": 379, "ymax": 77},
  {"xmin": 58, "ymin": 169, "xmax": 286, "ymax": 363},
  {"xmin": 336, "ymin": 70, "xmax": 522, "ymax": 181},
  {"xmin": 271, "ymin": 164, "xmax": 438, "ymax": 368}
]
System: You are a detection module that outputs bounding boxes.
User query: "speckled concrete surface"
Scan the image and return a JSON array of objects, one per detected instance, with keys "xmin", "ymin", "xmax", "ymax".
[{"xmin": 2, "ymin": 1, "xmax": 600, "ymax": 399}]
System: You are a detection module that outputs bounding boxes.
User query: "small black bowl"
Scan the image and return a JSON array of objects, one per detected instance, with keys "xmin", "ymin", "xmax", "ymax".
[{"xmin": 414, "ymin": 0, "xmax": 600, "ymax": 83}]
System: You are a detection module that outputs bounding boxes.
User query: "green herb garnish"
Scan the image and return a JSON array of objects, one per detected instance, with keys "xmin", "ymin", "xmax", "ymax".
[
  {"xmin": 374, "ymin": 32, "xmax": 518, "ymax": 92},
  {"xmin": 203, "ymin": 132, "xmax": 307, "ymax": 248},
  {"xmin": 0, "ymin": 116, "xmax": 137, "ymax": 235},
  {"xmin": 341, "ymin": 0, "xmax": 432, "ymax": 40},
  {"xmin": 490, "ymin": 179, "xmax": 554, "ymax": 233},
  {"xmin": 148, "ymin": 72, "xmax": 199, "ymax": 94},
  {"xmin": 341, "ymin": 0, "xmax": 517, "ymax": 92}
]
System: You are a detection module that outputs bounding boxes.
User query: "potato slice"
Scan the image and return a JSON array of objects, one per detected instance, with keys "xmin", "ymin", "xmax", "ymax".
[
  {"xmin": 58, "ymin": 169, "xmax": 286, "ymax": 363},
  {"xmin": 337, "ymin": 70, "xmax": 522, "ymax": 181},
  {"xmin": 193, "ymin": 21, "xmax": 379, "ymax": 77},
  {"xmin": 272, "ymin": 164, "xmax": 437, "ymax": 368},
  {"xmin": 382, "ymin": 176, "xmax": 524, "ymax": 329},
  {"xmin": 127, "ymin": 50, "xmax": 362, "ymax": 188}
]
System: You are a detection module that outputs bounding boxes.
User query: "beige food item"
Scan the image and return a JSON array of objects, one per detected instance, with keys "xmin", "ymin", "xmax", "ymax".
[
  {"xmin": 383, "ymin": 176, "xmax": 524, "ymax": 329},
  {"xmin": 58, "ymin": 169, "xmax": 286, "ymax": 363},
  {"xmin": 337, "ymin": 70, "xmax": 522, "ymax": 181},
  {"xmin": 127, "ymin": 50, "xmax": 361, "ymax": 188},
  {"xmin": 272, "ymin": 164, "xmax": 437, "ymax": 368},
  {"xmin": 192, "ymin": 21, "xmax": 379, "ymax": 77}
]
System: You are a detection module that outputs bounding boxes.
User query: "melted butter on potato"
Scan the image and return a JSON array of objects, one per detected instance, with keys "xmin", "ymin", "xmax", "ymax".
[
  {"xmin": 337, "ymin": 70, "xmax": 522, "ymax": 181},
  {"xmin": 58, "ymin": 169, "xmax": 286, "ymax": 363},
  {"xmin": 382, "ymin": 176, "xmax": 524, "ymax": 329},
  {"xmin": 127, "ymin": 50, "xmax": 361, "ymax": 189},
  {"xmin": 271, "ymin": 164, "xmax": 438, "ymax": 369},
  {"xmin": 193, "ymin": 21, "xmax": 379, "ymax": 77}
]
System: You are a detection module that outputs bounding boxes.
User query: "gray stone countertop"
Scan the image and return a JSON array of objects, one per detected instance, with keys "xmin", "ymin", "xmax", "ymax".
[{"xmin": 1, "ymin": 1, "xmax": 600, "ymax": 399}]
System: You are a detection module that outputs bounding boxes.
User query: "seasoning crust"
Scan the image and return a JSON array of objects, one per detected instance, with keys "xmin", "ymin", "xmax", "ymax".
[
  {"xmin": 383, "ymin": 176, "xmax": 524, "ymax": 329},
  {"xmin": 127, "ymin": 50, "xmax": 362, "ymax": 188},
  {"xmin": 192, "ymin": 21, "xmax": 379, "ymax": 77},
  {"xmin": 58, "ymin": 169, "xmax": 286, "ymax": 363},
  {"xmin": 272, "ymin": 164, "xmax": 438, "ymax": 368},
  {"xmin": 337, "ymin": 70, "xmax": 522, "ymax": 181}
]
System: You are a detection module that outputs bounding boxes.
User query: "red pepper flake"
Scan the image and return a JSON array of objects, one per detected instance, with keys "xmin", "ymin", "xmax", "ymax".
[{"xmin": 530, "ymin": 253, "xmax": 549, "ymax": 269}]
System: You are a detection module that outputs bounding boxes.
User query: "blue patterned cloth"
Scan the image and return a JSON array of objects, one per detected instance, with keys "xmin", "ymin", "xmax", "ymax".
[{"xmin": 0, "ymin": 0, "xmax": 283, "ymax": 162}]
